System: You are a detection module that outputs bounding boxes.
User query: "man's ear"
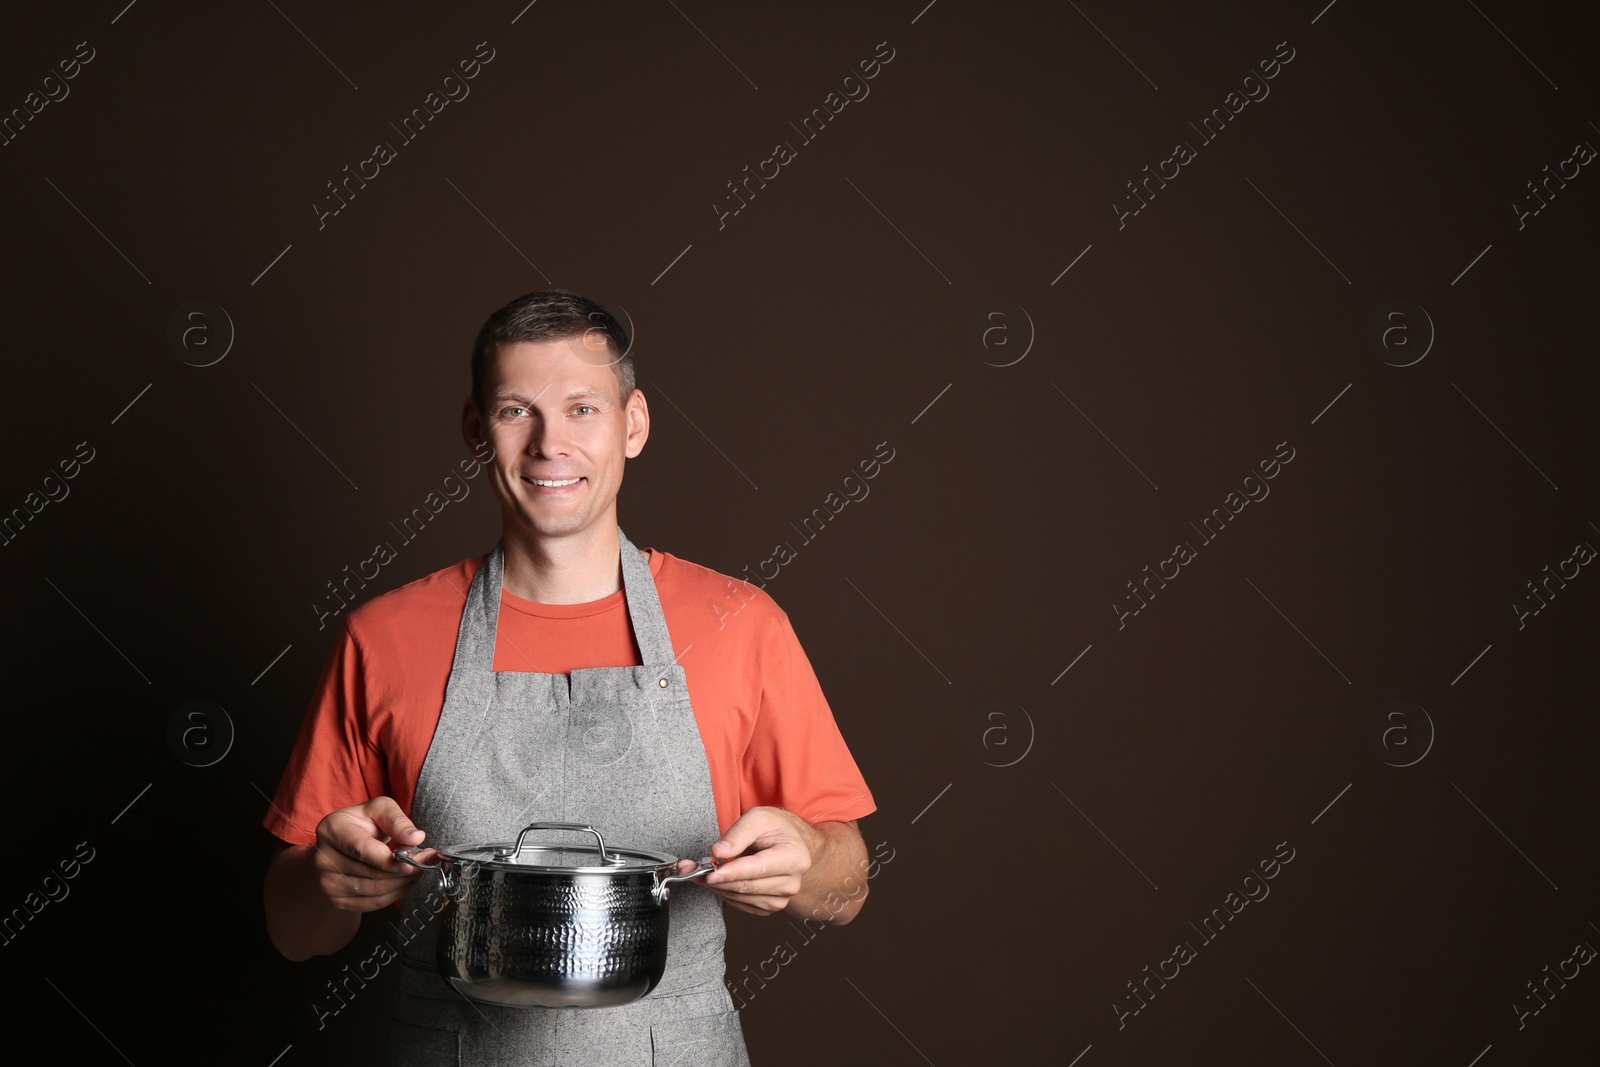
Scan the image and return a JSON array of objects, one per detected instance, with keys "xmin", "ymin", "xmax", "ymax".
[{"xmin": 624, "ymin": 388, "xmax": 650, "ymax": 458}]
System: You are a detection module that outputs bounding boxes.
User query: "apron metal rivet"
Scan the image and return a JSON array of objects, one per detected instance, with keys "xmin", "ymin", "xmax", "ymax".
[{"xmin": 658, "ymin": 678, "xmax": 669, "ymax": 687}]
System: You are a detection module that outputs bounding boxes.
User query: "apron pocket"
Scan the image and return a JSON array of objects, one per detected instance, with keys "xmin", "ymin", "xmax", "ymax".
[
  {"xmin": 650, "ymin": 1009, "xmax": 749, "ymax": 1067},
  {"xmin": 384, "ymin": 1017, "xmax": 461, "ymax": 1067}
]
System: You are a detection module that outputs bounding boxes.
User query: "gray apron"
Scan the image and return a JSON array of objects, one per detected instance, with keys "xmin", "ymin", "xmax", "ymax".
[{"xmin": 385, "ymin": 527, "xmax": 751, "ymax": 1067}]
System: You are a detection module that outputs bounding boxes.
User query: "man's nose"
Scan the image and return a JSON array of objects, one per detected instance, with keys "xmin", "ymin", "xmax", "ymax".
[{"xmin": 528, "ymin": 414, "xmax": 571, "ymax": 457}]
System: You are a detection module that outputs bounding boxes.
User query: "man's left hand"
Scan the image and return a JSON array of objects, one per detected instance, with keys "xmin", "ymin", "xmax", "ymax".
[{"xmin": 693, "ymin": 806, "xmax": 820, "ymax": 916}]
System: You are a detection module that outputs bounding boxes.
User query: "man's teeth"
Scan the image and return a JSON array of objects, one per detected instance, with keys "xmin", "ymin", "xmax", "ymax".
[{"xmin": 528, "ymin": 477, "xmax": 580, "ymax": 487}]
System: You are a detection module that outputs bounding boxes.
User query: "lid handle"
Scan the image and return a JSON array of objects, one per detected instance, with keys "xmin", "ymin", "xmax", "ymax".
[{"xmin": 493, "ymin": 822, "xmax": 626, "ymax": 865}]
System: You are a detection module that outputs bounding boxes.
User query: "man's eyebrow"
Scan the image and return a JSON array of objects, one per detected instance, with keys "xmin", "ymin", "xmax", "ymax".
[
  {"xmin": 491, "ymin": 386, "xmax": 609, "ymax": 404},
  {"xmin": 491, "ymin": 384, "xmax": 553, "ymax": 403}
]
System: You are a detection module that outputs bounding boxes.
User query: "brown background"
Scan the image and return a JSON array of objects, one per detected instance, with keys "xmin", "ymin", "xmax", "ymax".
[{"xmin": 2, "ymin": 1, "xmax": 1596, "ymax": 1064}]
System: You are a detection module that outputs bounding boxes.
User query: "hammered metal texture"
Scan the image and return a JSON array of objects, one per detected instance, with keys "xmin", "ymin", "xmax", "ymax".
[{"xmin": 436, "ymin": 863, "xmax": 670, "ymax": 1008}]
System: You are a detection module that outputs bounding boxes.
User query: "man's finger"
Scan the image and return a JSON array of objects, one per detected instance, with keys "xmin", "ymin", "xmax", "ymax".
[
  {"xmin": 707, "ymin": 850, "xmax": 789, "ymax": 884},
  {"xmin": 330, "ymin": 880, "xmax": 422, "ymax": 912},
  {"xmin": 318, "ymin": 852, "xmax": 409, "ymax": 883},
  {"xmin": 711, "ymin": 807, "xmax": 787, "ymax": 859},
  {"xmin": 718, "ymin": 893, "xmax": 789, "ymax": 915},
  {"xmin": 351, "ymin": 834, "xmax": 431, "ymax": 874},
  {"xmin": 706, "ymin": 875, "xmax": 796, "ymax": 897},
  {"xmin": 366, "ymin": 797, "xmax": 426, "ymax": 846},
  {"xmin": 367, "ymin": 882, "xmax": 427, "ymax": 909},
  {"xmin": 321, "ymin": 839, "xmax": 421, "ymax": 881},
  {"xmin": 325, "ymin": 872, "xmax": 418, "ymax": 900}
]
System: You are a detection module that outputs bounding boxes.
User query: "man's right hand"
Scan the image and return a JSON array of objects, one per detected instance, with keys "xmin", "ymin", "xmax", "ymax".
[
  {"xmin": 265, "ymin": 797, "xmax": 432, "ymax": 960},
  {"xmin": 311, "ymin": 797, "xmax": 431, "ymax": 912}
]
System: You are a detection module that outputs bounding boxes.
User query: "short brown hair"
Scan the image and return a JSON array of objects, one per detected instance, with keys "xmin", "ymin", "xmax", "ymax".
[{"xmin": 470, "ymin": 289, "xmax": 633, "ymax": 413}]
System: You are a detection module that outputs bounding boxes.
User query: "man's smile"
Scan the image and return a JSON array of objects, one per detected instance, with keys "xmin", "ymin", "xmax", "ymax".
[{"xmin": 523, "ymin": 475, "xmax": 585, "ymax": 493}]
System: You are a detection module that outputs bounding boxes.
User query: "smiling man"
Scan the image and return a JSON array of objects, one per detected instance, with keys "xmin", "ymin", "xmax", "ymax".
[{"xmin": 262, "ymin": 289, "xmax": 876, "ymax": 1066}]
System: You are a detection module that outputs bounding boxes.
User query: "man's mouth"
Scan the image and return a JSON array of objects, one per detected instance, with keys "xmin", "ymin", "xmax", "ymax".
[{"xmin": 523, "ymin": 476, "xmax": 584, "ymax": 492}]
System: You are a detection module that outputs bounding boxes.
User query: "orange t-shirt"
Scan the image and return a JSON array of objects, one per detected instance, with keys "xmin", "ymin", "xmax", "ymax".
[{"xmin": 264, "ymin": 546, "xmax": 876, "ymax": 846}]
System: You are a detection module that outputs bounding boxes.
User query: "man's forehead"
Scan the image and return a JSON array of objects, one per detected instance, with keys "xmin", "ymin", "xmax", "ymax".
[{"xmin": 488, "ymin": 337, "xmax": 620, "ymax": 394}]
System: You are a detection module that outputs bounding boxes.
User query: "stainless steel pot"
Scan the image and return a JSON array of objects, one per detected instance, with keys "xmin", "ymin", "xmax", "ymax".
[{"xmin": 394, "ymin": 822, "xmax": 716, "ymax": 1009}]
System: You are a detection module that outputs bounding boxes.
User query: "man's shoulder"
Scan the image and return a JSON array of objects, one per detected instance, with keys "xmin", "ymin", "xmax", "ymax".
[
  {"xmin": 343, "ymin": 552, "xmax": 482, "ymax": 640},
  {"xmin": 651, "ymin": 548, "xmax": 790, "ymax": 635}
]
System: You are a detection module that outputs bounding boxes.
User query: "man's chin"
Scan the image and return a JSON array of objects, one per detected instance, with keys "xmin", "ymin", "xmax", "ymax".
[{"xmin": 508, "ymin": 507, "xmax": 591, "ymax": 539}]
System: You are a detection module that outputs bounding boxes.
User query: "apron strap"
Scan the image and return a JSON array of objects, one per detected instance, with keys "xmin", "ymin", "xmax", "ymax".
[{"xmin": 617, "ymin": 526, "xmax": 677, "ymax": 667}]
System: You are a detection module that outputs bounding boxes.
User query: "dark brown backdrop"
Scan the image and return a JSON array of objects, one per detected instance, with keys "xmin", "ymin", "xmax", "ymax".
[{"xmin": 2, "ymin": 2, "xmax": 1596, "ymax": 1064}]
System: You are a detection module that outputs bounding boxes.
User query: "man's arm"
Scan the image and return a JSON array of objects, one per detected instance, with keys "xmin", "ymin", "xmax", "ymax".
[
  {"xmin": 696, "ymin": 808, "xmax": 869, "ymax": 924},
  {"xmin": 785, "ymin": 818, "xmax": 870, "ymax": 923},
  {"xmin": 264, "ymin": 842, "xmax": 362, "ymax": 960}
]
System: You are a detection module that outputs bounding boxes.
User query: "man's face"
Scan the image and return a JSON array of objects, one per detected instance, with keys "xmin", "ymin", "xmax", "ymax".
[{"xmin": 466, "ymin": 334, "xmax": 647, "ymax": 542}]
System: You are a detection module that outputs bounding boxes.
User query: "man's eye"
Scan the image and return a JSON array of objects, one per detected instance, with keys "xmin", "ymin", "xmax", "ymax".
[
  {"xmin": 500, "ymin": 406, "xmax": 527, "ymax": 418},
  {"xmin": 574, "ymin": 405, "xmax": 596, "ymax": 415}
]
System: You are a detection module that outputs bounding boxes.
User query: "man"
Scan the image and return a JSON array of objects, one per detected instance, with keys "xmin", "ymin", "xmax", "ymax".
[{"xmin": 262, "ymin": 289, "xmax": 877, "ymax": 1065}]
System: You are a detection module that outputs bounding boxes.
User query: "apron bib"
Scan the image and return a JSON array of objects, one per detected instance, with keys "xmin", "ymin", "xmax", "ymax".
[{"xmin": 385, "ymin": 527, "xmax": 750, "ymax": 1066}]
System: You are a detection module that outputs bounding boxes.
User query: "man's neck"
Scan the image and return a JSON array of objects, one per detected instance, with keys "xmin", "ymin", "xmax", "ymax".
[{"xmin": 500, "ymin": 522, "xmax": 627, "ymax": 604}]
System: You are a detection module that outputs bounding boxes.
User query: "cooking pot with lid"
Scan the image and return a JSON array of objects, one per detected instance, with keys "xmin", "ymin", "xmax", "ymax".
[{"xmin": 394, "ymin": 822, "xmax": 718, "ymax": 1009}]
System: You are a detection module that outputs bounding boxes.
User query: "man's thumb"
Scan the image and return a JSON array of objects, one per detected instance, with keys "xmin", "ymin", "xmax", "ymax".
[
  {"xmin": 368, "ymin": 797, "xmax": 425, "ymax": 843},
  {"xmin": 713, "ymin": 827, "xmax": 751, "ymax": 857}
]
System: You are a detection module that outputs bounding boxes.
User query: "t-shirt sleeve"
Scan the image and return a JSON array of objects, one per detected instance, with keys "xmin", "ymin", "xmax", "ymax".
[
  {"xmin": 741, "ymin": 609, "xmax": 876, "ymax": 826},
  {"xmin": 263, "ymin": 616, "xmax": 389, "ymax": 846}
]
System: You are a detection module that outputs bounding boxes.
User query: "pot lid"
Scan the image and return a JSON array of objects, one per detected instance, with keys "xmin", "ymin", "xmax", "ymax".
[{"xmin": 440, "ymin": 823, "xmax": 676, "ymax": 873}]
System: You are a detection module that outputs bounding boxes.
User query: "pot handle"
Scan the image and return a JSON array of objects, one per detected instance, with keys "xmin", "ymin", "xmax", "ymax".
[
  {"xmin": 654, "ymin": 857, "xmax": 719, "ymax": 904},
  {"xmin": 392, "ymin": 847, "xmax": 452, "ymax": 894},
  {"xmin": 392, "ymin": 847, "xmax": 440, "ymax": 871},
  {"xmin": 496, "ymin": 822, "xmax": 626, "ymax": 866}
]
